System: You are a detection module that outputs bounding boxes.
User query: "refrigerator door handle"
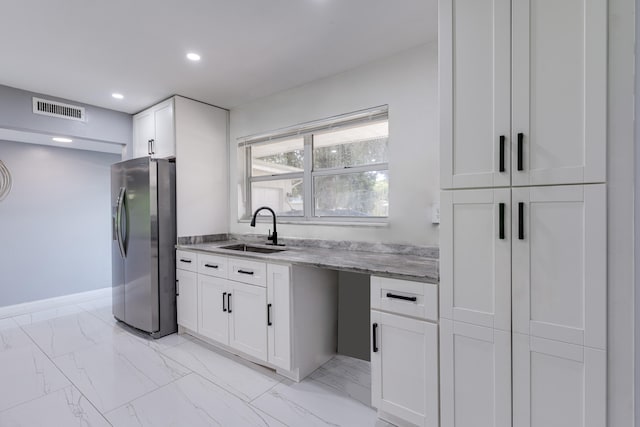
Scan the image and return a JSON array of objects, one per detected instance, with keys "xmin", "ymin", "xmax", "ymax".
[{"xmin": 116, "ymin": 186, "xmax": 127, "ymax": 258}]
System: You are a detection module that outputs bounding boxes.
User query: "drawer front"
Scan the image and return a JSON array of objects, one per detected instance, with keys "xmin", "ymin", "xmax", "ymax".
[
  {"xmin": 371, "ymin": 276, "xmax": 438, "ymax": 321},
  {"xmin": 176, "ymin": 250, "xmax": 198, "ymax": 272},
  {"xmin": 198, "ymin": 253, "xmax": 228, "ymax": 278},
  {"xmin": 228, "ymin": 257, "xmax": 267, "ymax": 287}
]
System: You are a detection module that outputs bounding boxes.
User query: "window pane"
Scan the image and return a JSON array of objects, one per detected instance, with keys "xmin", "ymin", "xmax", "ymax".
[
  {"xmin": 251, "ymin": 138, "xmax": 304, "ymax": 177},
  {"xmin": 314, "ymin": 171, "xmax": 388, "ymax": 217},
  {"xmin": 251, "ymin": 178, "xmax": 304, "ymax": 217},
  {"xmin": 313, "ymin": 121, "xmax": 388, "ymax": 170}
]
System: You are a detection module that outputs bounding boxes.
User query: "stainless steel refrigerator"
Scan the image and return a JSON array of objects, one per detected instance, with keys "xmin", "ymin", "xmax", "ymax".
[{"xmin": 111, "ymin": 157, "xmax": 177, "ymax": 338}]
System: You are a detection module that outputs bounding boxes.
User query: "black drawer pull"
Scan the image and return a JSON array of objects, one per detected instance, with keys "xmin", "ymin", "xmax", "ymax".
[
  {"xmin": 386, "ymin": 293, "xmax": 417, "ymax": 302},
  {"xmin": 237, "ymin": 269, "xmax": 254, "ymax": 275},
  {"xmin": 517, "ymin": 133, "xmax": 524, "ymax": 171},
  {"xmin": 227, "ymin": 293, "xmax": 232, "ymax": 313},
  {"xmin": 372, "ymin": 323, "xmax": 379, "ymax": 353},
  {"xmin": 222, "ymin": 292, "xmax": 227, "ymax": 312},
  {"xmin": 499, "ymin": 135, "xmax": 506, "ymax": 172},
  {"xmin": 205, "ymin": 263, "xmax": 219, "ymax": 269},
  {"xmin": 499, "ymin": 203, "xmax": 505, "ymax": 240},
  {"xmin": 518, "ymin": 202, "xmax": 525, "ymax": 240},
  {"xmin": 180, "ymin": 259, "xmax": 192, "ymax": 263},
  {"xmin": 267, "ymin": 303, "xmax": 272, "ymax": 326}
]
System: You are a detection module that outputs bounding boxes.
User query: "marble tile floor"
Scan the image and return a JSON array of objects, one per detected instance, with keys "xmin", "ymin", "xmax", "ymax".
[{"xmin": 0, "ymin": 295, "xmax": 393, "ymax": 426}]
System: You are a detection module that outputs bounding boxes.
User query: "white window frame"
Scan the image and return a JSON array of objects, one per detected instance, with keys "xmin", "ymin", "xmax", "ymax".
[{"xmin": 240, "ymin": 106, "xmax": 389, "ymax": 224}]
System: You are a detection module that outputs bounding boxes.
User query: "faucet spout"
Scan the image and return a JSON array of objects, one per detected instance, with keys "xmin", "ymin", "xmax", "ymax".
[{"xmin": 250, "ymin": 206, "xmax": 281, "ymax": 246}]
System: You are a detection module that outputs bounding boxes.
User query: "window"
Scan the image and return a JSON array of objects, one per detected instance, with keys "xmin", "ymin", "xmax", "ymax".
[{"xmin": 240, "ymin": 106, "xmax": 389, "ymax": 222}]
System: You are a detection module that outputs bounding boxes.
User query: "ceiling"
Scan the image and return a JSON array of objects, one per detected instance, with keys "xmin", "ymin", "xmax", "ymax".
[{"xmin": 0, "ymin": 1, "xmax": 436, "ymax": 114}]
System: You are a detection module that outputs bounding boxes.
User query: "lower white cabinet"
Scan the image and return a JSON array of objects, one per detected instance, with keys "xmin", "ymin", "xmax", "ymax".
[
  {"xmin": 267, "ymin": 264, "xmax": 291, "ymax": 371},
  {"xmin": 512, "ymin": 334, "xmax": 606, "ymax": 427},
  {"xmin": 228, "ymin": 281, "xmax": 268, "ymax": 361},
  {"xmin": 198, "ymin": 275, "xmax": 229, "ymax": 345},
  {"xmin": 176, "ymin": 269, "xmax": 197, "ymax": 331},
  {"xmin": 371, "ymin": 276, "xmax": 439, "ymax": 427},
  {"xmin": 177, "ymin": 250, "xmax": 338, "ymax": 382},
  {"xmin": 439, "ymin": 319, "xmax": 511, "ymax": 427}
]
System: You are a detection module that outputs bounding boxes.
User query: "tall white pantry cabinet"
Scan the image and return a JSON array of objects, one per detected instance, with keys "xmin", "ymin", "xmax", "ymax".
[{"xmin": 438, "ymin": 0, "xmax": 607, "ymax": 426}]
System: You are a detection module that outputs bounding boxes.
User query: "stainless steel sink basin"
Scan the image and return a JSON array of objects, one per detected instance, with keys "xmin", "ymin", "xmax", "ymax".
[{"xmin": 219, "ymin": 244, "xmax": 287, "ymax": 254}]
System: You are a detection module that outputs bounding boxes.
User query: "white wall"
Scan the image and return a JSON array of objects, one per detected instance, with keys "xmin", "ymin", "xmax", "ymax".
[
  {"xmin": 229, "ymin": 43, "xmax": 439, "ymax": 246},
  {"xmin": 608, "ymin": 0, "xmax": 636, "ymax": 424},
  {"xmin": 0, "ymin": 140, "xmax": 119, "ymax": 307}
]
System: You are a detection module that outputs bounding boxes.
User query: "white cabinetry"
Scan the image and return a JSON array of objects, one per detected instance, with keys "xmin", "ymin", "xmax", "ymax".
[
  {"xmin": 440, "ymin": 0, "xmax": 606, "ymax": 189},
  {"xmin": 370, "ymin": 276, "xmax": 439, "ymax": 427},
  {"xmin": 512, "ymin": 334, "xmax": 606, "ymax": 427},
  {"xmin": 176, "ymin": 268, "xmax": 197, "ymax": 332},
  {"xmin": 440, "ymin": 320, "xmax": 511, "ymax": 427},
  {"xmin": 132, "ymin": 96, "xmax": 229, "ymax": 237},
  {"xmin": 267, "ymin": 264, "xmax": 291, "ymax": 371},
  {"xmin": 132, "ymin": 98, "xmax": 175, "ymax": 159},
  {"xmin": 439, "ymin": 0, "xmax": 607, "ymax": 423},
  {"xmin": 512, "ymin": 184, "xmax": 606, "ymax": 348},
  {"xmin": 177, "ymin": 250, "xmax": 337, "ymax": 381}
]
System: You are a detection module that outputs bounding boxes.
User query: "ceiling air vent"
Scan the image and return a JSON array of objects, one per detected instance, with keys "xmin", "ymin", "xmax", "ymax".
[{"xmin": 32, "ymin": 97, "xmax": 86, "ymax": 122}]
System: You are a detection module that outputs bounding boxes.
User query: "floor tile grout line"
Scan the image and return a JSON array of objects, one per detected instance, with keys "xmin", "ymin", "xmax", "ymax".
[{"xmin": 12, "ymin": 320, "xmax": 114, "ymax": 426}]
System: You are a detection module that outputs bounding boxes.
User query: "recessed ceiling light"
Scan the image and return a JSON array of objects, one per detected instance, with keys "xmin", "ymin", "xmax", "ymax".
[
  {"xmin": 186, "ymin": 52, "xmax": 201, "ymax": 61},
  {"xmin": 112, "ymin": 93, "xmax": 124, "ymax": 100},
  {"xmin": 52, "ymin": 137, "xmax": 72, "ymax": 143}
]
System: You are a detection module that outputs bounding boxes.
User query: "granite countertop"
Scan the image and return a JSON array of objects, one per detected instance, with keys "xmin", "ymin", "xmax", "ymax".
[{"xmin": 176, "ymin": 239, "xmax": 439, "ymax": 284}]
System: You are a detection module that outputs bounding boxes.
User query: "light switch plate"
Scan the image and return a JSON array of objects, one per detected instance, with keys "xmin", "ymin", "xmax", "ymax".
[{"xmin": 431, "ymin": 203, "xmax": 440, "ymax": 224}]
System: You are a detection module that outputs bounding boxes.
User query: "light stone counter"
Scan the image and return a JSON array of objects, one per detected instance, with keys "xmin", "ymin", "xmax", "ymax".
[{"xmin": 176, "ymin": 237, "xmax": 438, "ymax": 284}]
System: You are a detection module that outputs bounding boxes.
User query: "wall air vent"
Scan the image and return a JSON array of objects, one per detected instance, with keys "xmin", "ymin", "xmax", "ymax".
[{"xmin": 32, "ymin": 97, "xmax": 86, "ymax": 122}]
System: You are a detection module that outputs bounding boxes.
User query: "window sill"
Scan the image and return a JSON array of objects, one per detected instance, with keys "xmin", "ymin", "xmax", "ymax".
[{"xmin": 237, "ymin": 218, "xmax": 389, "ymax": 228}]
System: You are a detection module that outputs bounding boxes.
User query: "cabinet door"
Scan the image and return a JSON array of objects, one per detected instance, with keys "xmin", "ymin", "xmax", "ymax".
[
  {"xmin": 512, "ymin": 185, "xmax": 606, "ymax": 349},
  {"xmin": 198, "ymin": 275, "xmax": 229, "ymax": 345},
  {"xmin": 176, "ymin": 269, "xmax": 197, "ymax": 331},
  {"xmin": 512, "ymin": 334, "xmax": 606, "ymax": 427},
  {"xmin": 371, "ymin": 311, "xmax": 438, "ymax": 427},
  {"xmin": 152, "ymin": 99, "xmax": 175, "ymax": 158},
  {"xmin": 512, "ymin": 0, "xmax": 606, "ymax": 186},
  {"xmin": 267, "ymin": 264, "xmax": 291, "ymax": 371},
  {"xmin": 228, "ymin": 282, "xmax": 268, "ymax": 361},
  {"xmin": 440, "ymin": 320, "xmax": 511, "ymax": 427},
  {"xmin": 440, "ymin": 189, "xmax": 511, "ymax": 330},
  {"xmin": 132, "ymin": 110, "xmax": 154, "ymax": 159},
  {"xmin": 439, "ymin": 0, "xmax": 511, "ymax": 189}
]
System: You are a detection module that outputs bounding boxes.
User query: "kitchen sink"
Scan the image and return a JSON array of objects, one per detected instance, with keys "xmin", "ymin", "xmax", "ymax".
[{"xmin": 219, "ymin": 243, "xmax": 287, "ymax": 254}]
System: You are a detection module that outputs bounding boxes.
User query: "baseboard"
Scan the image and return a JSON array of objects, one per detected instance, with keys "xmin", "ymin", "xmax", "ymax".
[{"xmin": 0, "ymin": 287, "xmax": 111, "ymax": 319}]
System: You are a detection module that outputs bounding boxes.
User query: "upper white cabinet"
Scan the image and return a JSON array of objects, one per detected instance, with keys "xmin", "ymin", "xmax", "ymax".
[
  {"xmin": 132, "ymin": 96, "xmax": 229, "ymax": 237},
  {"xmin": 132, "ymin": 98, "xmax": 175, "ymax": 159},
  {"xmin": 440, "ymin": 189, "xmax": 511, "ymax": 331},
  {"xmin": 440, "ymin": 0, "xmax": 606, "ymax": 189},
  {"xmin": 512, "ymin": 184, "xmax": 606, "ymax": 349}
]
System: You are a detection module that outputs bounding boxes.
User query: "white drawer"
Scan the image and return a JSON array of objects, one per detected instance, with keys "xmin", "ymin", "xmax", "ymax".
[
  {"xmin": 176, "ymin": 250, "xmax": 198, "ymax": 272},
  {"xmin": 371, "ymin": 276, "xmax": 438, "ymax": 321},
  {"xmin": 197, "ymin": 253, "xmax": 228, "ymax": 278},
  {"xmin": 227, "ymin": 257, "xmax": 267, "ymax": 287}
]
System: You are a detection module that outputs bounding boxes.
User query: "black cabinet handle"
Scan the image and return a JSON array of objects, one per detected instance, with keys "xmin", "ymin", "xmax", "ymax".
[
  {"xmin": 386, "ymin": 293, "xmax": 417, "ymax": 302},
  {"xmin": 517, "ymin": 133, "xmax": 524, "ymax": 171},
  {"xmin": 222, "ymin": 292, "xmax": 227, "ymax": 312},
  {"xmin": 227, "ymin": 293, "xmax": 232, "ymax": 313},
  {"xmin": 499, "ymin": 135, "xmax": 506, "ymax": 172},
  {"xmin": 267, "ymin": 303, "xmax": 272, "ymax": 326},
  {"xmin": 237, "ymin": 269, "xmax": 254, "ymax": 275},
  {"xmin": 518, "ymin": 202, "xmax": 525, "ymax": 240},
  {"xmin": 372, "ymin": 323, "xmax": 379, "ymax": 353},
  {"xmin": 205, "ymin": 264, "xmax": 219, "ymax": 269},
  {"xmin": 176, "ymin": 279, "xmax": 179, "ymax": 296},
  {"xmin": 180, "ymin": 259, "xmax": 192, "ymax": 263},
  {"xmin": 499, "ymin": 203, "xmax": 505, "ymax": 240}
]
